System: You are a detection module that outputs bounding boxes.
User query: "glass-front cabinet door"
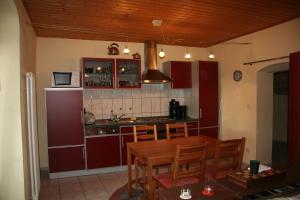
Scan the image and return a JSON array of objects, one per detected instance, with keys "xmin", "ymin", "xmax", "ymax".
[
  {"xmin": 82, "ymin": 58, "xmax": 115, "ymax": 88},
  {"xmin": 116, "ymin": 59, "xmax": 141, "ymax": 88}
]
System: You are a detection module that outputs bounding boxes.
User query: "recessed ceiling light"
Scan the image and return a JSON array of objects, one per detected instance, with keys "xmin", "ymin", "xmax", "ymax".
[{"xmin": 152, "ymin": 19, "xmax": 163, "ymax": 27}]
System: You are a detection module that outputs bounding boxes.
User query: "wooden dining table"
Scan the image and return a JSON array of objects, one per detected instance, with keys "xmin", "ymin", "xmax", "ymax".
[{"xmin": 127, "ymin": 135, "xmax": 219, "ymax": 200}]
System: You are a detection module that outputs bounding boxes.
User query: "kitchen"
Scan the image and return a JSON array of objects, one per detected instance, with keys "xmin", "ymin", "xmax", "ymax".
[{"xmin": 1, "ymin": 0, "xmax": 300, "ymax": 200}]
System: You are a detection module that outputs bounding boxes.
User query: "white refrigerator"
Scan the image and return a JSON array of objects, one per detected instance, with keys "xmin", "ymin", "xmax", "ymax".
[{"xmin": 26, "ymin": 72, "xmax": 40, "ymax": 200}]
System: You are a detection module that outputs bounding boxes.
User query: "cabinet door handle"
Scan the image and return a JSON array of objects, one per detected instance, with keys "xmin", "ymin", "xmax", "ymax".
[
  {"xmin": 81, "ymin": 110, "xmax": 84, "ymax": 124},
  {"xmin": 82, "ymin": 147, "xmax": 85, "ymax": 159},
  {"xmin": 199, "ymin": 108, "xmax": 202, "ymax": 119},
  {"xmin": 117, "ymin": 77, "xmax": 119, "ymax": 88},
  {"xmin": 121, "ymin": 136, "xmax": 124, "ymax": 147}
]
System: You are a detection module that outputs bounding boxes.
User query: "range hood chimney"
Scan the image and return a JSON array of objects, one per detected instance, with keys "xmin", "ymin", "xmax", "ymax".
[{"xmin": 142, "ymin": 40, "xmax": 172, "ymax": 83}]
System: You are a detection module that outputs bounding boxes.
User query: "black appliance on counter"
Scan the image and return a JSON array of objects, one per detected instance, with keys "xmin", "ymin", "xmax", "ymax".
[{"xmin": 169, "ymin": 99, "xmax": 187, "ymax": 120}]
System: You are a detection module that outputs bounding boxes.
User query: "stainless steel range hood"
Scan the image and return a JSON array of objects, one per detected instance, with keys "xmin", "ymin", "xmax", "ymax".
[{"xmin": 142, "ymin": 40, "xmax": 172, "ymax": 83}]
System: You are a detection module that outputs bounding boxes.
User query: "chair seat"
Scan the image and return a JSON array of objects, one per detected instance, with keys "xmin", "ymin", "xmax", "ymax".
[{"xmin": 154, "ymin": 173, "xmax": 201, "ymax": 188}]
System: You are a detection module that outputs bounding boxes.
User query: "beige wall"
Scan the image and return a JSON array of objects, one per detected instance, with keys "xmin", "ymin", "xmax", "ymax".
[
  {"xmin": 36, "ymin": 38, "xmax": 207, "ymax": 168},
  {"xmin": 212, "ymin": 17, "xmax": 300, "ymax": 163},
  {"xmin": 0, "ymin": 0, "xmax": 24, "ymax": 199},
  {"xmin": 16, "ymin": 0, "xmax": 37, "ymax": 198}
]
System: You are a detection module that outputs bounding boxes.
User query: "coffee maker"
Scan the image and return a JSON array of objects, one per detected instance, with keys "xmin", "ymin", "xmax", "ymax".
[{"xmin": 169, "ymin": 99, "xmax": 187, "ymax": 120}]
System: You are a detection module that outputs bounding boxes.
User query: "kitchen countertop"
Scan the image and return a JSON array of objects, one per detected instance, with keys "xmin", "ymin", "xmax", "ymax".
[{"xmin": 85, "ymin": 116, "xmax": 199, "ymax": 128}]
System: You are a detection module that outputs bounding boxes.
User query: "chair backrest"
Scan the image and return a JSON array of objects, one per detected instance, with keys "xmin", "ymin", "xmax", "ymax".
[
  {"xmin": 212, "ymin": 137, "xmax": 246, "ymax": 178},
  {"xmin": 133, "ymin": 125, "xmax": 158, "ymax": 142},
  {"xmin": 166, "ymin": 123, "xmax": 188, "ymax": 139},
  {"xmin": 172, "ymin": 143, "xmax": 208, "ymax": 186}
]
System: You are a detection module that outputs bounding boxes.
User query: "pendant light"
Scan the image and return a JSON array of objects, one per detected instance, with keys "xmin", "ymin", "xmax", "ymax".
[
  {"xmin": 123, "ymin": 45, "xmax": 130, "ymax": 54},
  {"xmin": 208, "ymin": 50, "xmax": 215, "ymax": 59},
  {"xmin": 123, "ymin": 34, "xmax": 130, "ymax": 54},
  {"xmin": 159, "ymin": 47, "xmax": 165, "ymax": 58},
  {"xmin": 185, "ymin": 48, "xmax": 191, "ymax": 59}
]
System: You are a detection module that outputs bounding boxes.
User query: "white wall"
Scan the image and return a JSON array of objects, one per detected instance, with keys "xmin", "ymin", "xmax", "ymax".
[
  {"xmin": 36, "ymin": 38, "xmax": 207, "ymax": 168},
  {"xmin": 212, "ymin": 17, "xmax": 300, "ymax": 163},
  {"xmin": 0, "ymin": 0, "xmax": 25, "ymax": 199}
]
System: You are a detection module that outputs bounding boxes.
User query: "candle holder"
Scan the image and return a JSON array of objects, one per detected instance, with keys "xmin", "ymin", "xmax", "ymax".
[
  {"xmin": 202, "ymin": 178, "xmax": 215, "ymax": 196},
  {"xmin": 179, "ymin": 184, "xmax": 192, "ymax": 199}
]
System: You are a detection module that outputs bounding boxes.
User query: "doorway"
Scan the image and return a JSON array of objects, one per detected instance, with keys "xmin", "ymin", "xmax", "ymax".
[
  {"xmin": 272, "ymin": 71, "xmax": 288, "ymax": 165},
  {"xmin": 256, "ymin": 62, "xmax": 289, "ymax": 164}
]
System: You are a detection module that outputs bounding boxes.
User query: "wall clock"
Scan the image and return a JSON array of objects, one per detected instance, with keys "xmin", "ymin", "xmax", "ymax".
[{"xmin": 233, "ymin": 70, "xmax": 242, "ymax": 81}]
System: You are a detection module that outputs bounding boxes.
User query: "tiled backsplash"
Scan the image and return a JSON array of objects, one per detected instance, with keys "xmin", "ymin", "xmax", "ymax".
[{"xmin": 83, "ymin": 84, "xmax": 192, "ymax": 119}]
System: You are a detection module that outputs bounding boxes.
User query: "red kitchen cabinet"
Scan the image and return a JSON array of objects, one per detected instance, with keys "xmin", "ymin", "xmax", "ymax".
[
  {"xmin": 116, "ymin": 59, "xmax": 141, "ymax": 88},
  {"xmin": 187, "ymin": 121, "xmax": 199, "ymax": 136},
  {"xmin": 199, "ymin": 127, "xmax": 219, "ymax": 138},
  {"xmin": 82, "ymin": 58, "xmax": 115, "ymax": 88},
  {"xmin": 120, "ymin": 126, "xmax": 134, "ymax": 165},
  {"xmin": 121, "ymin": 134, "xmax": 135, "ymax": 165},
  {"xmin": 48, "ymin": 146, "xmax": 85, "ymax": 172},
  {"xmin": 82, "ymin": 58, "xmax": 141, "ymax": 89},
  {"xmin": 198, "ymin": 61, "xmax": 219, "ymax": 128},
  {"xmin": 86, "ymin": 136, "xmax": 121, "ymax": 169},
  {"xmin": 163, "ymin": 61, "xmax": 192, "ymax": 88},
  {"xmin": 46, "ymin": 89, "xmax": 84, "ymax": 146}
]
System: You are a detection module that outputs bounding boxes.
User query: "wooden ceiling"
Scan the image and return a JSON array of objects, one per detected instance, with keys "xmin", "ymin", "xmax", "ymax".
[{"xmin": 23, "ymin": 0, "xmax": 300, "ymax": 47}]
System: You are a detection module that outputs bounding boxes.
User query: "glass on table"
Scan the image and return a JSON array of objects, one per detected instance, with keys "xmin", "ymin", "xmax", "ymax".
[
  {"xmin": 202, "ymin": 177, "xmax": 216, "ymax": 196},
  {"xmin": 180, "ymin": 184, "xmax": 192, "ymax": 199}
]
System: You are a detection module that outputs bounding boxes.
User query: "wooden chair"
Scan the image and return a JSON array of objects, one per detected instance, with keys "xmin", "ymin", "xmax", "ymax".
[
  {"xmin": 133, "ymin": 125, "xmax": 158, "ymax": 190},
  {"xmin": 166, "ymin": 123, "xmax": 188, "ymax": 139},
  {"xmin": 154, "ymin": 143, "xmax": 208, "ymax": 189},
  {"xmin": 133, "ymin": 124, "xmax": 157, "ymax": 142},
  {"xmin": 207, "ymin": 137, "xmax": 246, "ymax": 179}
]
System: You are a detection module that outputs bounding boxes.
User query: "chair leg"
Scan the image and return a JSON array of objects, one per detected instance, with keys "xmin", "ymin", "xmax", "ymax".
[{"xmin": 134, "ymin": 160, "xmax": 139, "ymax": 187}]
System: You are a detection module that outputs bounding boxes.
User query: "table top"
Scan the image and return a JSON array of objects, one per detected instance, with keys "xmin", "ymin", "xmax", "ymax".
[{"xmin": 127, "ymin": 136, "xmax": 218, "ymax": 163}]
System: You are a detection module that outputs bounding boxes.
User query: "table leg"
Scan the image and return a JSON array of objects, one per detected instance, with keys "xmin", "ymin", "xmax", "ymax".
[
  {"xmin": 127, "ymin": 146, "xmax": 132, "ymax": 197},
  {"xmin": 147, "ymin": 158, "xmax": 154, "ymax": 200}
]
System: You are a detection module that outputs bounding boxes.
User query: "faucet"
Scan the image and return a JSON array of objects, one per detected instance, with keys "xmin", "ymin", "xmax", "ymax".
[
  {"xmin": 117, "ymin": 113, "xmax": 127, "ymax": 120},
  {"xmin": 110, "ymin": 110, "xmax": 127, "ymax": 122}
]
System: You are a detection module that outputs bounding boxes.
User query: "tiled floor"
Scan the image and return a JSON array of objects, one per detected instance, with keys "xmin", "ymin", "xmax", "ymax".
[{"xmin": 39, "ymin": 171, "xmax": 128, "ymax": 200}]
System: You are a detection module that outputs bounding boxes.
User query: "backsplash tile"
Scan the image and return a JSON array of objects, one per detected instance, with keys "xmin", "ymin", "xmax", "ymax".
[{"xmin": 83, "ymin": 85, "xmax": 191, "ymax": 119}]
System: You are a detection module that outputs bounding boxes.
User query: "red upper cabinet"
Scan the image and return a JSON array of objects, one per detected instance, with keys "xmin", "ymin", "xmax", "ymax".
[
  {"xmin": 46, "ymin": 89, "xmax": 84, "ymax": 146},
  {"xmin": 163, "ymin": 61, "xmax": 192, "ymax": 88},
  {"xmin": 116, "ymin": 59, "xmax": 141, "ymax": 88},
  {"xmin": 82, "ymin": 58, "xmax": 115, "ymax": 88},
  {"xmin": 198, "ymin": 61, "xmax": 219, "ymax": 128},
  {"xmin": 82, "ymin": 58, "xmax": 141, "ymax": 89}
]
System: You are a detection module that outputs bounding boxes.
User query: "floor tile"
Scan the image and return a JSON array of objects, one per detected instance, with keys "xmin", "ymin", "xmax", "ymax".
[
  {"xmin": 83, "ymin": 188, "xmax": 109, "ymax": 200},
  {"xmin": 39, "ymin": 193, "xmax": 60, "ymax": 200},
  {"xmin": 60, "ymin": 183, "xmax": 83, "ymax": 194},
  {"xmin": 40, "ymin": 170, "xmax": 129, "ymax": 200},
  {"xmin": 60, "ymin": 191, "xmax": 85, "ymax": 200},
  {"xmin": 39, "ymin": 185, "xmax": 60, "ymax": 195},
  {"xmin": 59, "ymin": 177, "xmax": 80, "ymax": 185}
]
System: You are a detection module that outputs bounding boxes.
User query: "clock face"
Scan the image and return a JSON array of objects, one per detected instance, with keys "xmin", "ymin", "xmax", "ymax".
[{"xmin": 233, "ymin": 70, "xmax": 242, "ymax": 81}]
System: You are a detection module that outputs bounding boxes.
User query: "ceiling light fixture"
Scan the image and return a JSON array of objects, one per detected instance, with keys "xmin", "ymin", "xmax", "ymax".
[
  {"xmin": 185, "ymin": 48, "xmax": 191, "ymax": 59},
  {"xmin": 123, "ymin": 34, "xmax": 130, "ymax": 54},
  {"xmin": 159, "ymin": 47, "xmax": 165, "ymax": 58},
  {"xmin": 208, "ymin": 51, "xmax": 215, "ymax": 59},
  {"xmin": 123, "ymin": 44, "xmax": 130, "ymax": 54}
]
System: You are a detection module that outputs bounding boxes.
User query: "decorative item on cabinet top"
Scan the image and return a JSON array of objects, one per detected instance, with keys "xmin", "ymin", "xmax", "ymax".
[
  {"xmin": 132, "ymin": 53, "xmax": 141, "ymax": 59},
  {"xmin": 108, "ymin": 43, "xmax": 119, "ymax": 55}
]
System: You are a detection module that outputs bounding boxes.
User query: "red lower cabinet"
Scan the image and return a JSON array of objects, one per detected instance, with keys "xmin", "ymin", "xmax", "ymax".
[
  {"xmin": 121, "ymin": 134, "xmax": 134, "ymax": 165},
  {"xmin": 199, "ymin": 127, "xmax": 218, "ymax": 138},
  {"xmin": 48, "ymin": 146, "xmax": 85, "ymax": 173},
  {"xmin": 86, "ymin": 136, "xmax": 120, "ymax": 169}
]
